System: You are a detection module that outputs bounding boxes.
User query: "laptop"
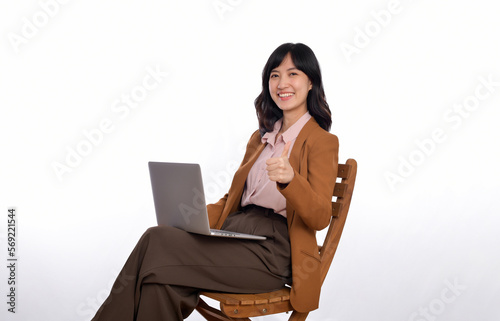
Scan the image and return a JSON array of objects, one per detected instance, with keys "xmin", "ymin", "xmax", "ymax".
[{"xmin": 148, "ymin": 161, "xmax": 266, "ymax": 240}]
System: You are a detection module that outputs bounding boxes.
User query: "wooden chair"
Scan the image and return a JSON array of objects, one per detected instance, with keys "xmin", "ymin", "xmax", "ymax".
[{"xmin": 195, "ymin": 159, "xmax": 357, "ymax": 321}]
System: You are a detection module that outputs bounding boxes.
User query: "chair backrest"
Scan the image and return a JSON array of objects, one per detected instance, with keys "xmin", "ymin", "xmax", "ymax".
[{"xmin": 319, "ymin": 158, "xmax": 357, "ymax": 284}]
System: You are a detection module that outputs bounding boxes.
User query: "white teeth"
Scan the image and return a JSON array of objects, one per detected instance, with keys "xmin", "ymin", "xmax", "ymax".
[{"xmin": 279, "ymin": 93, "xmax": 294, "ymax": 97}]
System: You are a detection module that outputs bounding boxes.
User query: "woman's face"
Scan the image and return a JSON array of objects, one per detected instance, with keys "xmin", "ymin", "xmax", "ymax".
[{"xmin": 269, "ymin": 53, "xmax": 312, "ymax": 116}]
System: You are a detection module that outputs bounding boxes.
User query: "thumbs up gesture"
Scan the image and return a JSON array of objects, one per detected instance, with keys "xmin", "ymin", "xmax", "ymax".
[{"xmin": 266, "ymin": 141, "xmax": 295, "ymax": 184}]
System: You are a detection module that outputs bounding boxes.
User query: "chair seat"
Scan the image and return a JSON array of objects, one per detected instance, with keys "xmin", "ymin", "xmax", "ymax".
[{"xmin": 200, "ymin": 287, "xmax": 293, "ymax": 318}]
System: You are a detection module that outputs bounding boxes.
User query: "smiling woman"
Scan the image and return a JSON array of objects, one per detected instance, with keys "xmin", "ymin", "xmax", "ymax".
[{"xmin": 90, "ymin": 42, "xmax": 339, "ymax": 320}]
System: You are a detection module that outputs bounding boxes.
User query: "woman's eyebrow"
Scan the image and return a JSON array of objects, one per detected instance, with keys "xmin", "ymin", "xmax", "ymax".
[{"xmin": 271, "ymin": 67, "xmax": 299, "ymax": 73}]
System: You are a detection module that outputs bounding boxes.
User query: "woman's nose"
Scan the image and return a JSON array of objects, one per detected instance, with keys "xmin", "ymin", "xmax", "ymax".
[{"xmin": 278, "ymin": 77, "xmax": 289, "ymax": 89}]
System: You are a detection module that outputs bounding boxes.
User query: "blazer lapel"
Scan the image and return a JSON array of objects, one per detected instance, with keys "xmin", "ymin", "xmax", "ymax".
[
  {"xmin": 215, "ymin": 140, "xmax": 266, "ymax": 229},
  {"xmin": 288, "ymin": 117, "xmax": 317, "ymax": 171},
  {"xmin": 233, "ymin": 142, "xmax": 266, "ymax": 193}
]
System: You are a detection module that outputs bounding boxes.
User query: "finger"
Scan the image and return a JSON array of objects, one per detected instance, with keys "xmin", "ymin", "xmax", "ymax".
[
  {"xmin": 265, "ymin": 157, "xmax": 280, "ymax": 166},
  {"xmin": 266, "ymin": 162, "xmax": 282, "ymax": 172},
  {"xmin": 267, "ymin": 171, "xmax": 280, "ymax": 182},
  {"xmin": 281, "ymin": 141, "xmax": 292, "ymax": 158}
]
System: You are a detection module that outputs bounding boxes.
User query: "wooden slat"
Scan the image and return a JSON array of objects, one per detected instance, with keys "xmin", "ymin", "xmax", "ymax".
[
  {"xmin": 333, "ymin": 183, "xmax": 347, "ymax": 197},
  {"xmin": 221, "ymin": 300, "xmax": 292, "ymax": 319},
  {"xmin": 331, "ymin": 202, "xmax": 342, "ymax": 218},
  {"xmin": 218, "ymin": 293, "xmax": 258, "ymax": 306},
  {"xmin": 237, "ymin": 294, "xmax": 268, "ymax": 306},
  {"xmin": 337, "ymin": 164, "xmax": 350, "ymax": 179},
  {"xmin": 254, "ymin": 288, "xmax": 290, "ymax": 303}
]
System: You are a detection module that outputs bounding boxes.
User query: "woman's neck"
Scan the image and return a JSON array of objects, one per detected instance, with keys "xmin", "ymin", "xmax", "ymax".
[{"xmin": 280, "ymin": 110, "xmax": 307, "ymax": 134}]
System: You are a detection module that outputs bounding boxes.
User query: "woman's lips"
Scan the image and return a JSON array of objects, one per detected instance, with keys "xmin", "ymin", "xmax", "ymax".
[{"xmin": 278, "ymin": 93, "xmax": 294, "ymax": 101}]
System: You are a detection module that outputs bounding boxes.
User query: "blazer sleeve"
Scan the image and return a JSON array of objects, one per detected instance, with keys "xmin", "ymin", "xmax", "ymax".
[
  {"xmin": 206, "ymin": 194, "xmax": 228, "ymax": 228},
  {"xmin": 278, "ymin": 133, "xmax": 339, "ymax": 230}
]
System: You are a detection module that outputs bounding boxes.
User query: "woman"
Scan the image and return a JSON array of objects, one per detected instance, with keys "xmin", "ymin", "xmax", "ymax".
[{"xmin": 91, "ymin": 42, "xmax": 339, "ymax": 321}]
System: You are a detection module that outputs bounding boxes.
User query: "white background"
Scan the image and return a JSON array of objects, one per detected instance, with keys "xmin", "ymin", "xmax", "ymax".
[{"xmin": 1, "ymin": 0, "xmax": 499, "ymax": 320}]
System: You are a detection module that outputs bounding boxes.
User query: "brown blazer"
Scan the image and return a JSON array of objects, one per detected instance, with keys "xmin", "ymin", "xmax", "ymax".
[{"xmin": 207, "ymin": 117, "xmax": 339, "ymax": 313}]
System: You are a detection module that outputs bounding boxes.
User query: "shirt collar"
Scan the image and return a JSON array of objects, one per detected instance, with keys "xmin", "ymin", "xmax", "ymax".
[{"xmin": 262, "ymin": 111, "xmax": 312, "ymax": 146}]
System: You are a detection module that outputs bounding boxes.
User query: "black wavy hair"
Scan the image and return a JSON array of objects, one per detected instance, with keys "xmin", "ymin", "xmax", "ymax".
[{"xmin": 254, "ymin": 43, "xmax": 332, "ymax": 136}]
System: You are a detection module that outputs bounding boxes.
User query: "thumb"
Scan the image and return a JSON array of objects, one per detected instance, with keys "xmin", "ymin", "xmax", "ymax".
[{"xmin": 281, "ymin": 141, "xmax": 292, "ymax": 158}]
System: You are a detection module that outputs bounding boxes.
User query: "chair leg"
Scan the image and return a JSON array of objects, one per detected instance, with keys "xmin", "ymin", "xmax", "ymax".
[
  {"xmin": 195, "ymin": 298, "xmax": 251, "ymax": 321},
  {"xmin": 196, "ymin": 298, "xmax": 233, "ymax": 321},
  {"xmin": 288, "ymin": 311, "xmax": 309, "ymax": 321}
]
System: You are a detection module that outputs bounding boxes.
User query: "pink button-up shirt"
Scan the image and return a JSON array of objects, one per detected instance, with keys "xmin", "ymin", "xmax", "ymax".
[{"xmin": 241, "ymin": 112, "xmax": 312, "ymax": 217}]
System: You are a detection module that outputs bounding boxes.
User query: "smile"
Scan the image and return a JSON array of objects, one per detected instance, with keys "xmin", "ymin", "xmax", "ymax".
[{"xmin": 278, "ymin": 93, "xmax": 294, "ymax": 98}]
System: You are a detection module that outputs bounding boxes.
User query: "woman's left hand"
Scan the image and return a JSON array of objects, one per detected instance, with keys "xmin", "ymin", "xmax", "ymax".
[{"xmin": 266, "ymin": 141, "xmax": 295, "ymax": 184}]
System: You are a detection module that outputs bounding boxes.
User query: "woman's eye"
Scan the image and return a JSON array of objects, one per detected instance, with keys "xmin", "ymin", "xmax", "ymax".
[
  {"xmin": 290, "ymin": 72, "xmax": 298, "ymax": 76},
  {"xmin": 270, "ymin": 74, "xmax": 279, "ymax": 78}
]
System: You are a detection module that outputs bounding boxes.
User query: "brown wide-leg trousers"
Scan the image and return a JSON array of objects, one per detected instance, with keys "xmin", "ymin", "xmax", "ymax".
[{"xmin": 91, "ymin": 205, "xmax": 291, "ymax": 321}]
